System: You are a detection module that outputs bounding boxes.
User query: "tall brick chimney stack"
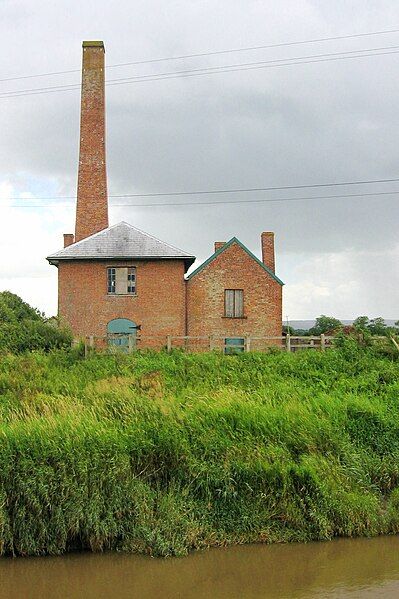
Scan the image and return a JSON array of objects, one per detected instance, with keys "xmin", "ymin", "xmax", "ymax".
[
  {"xmin": 261, "ymin": 232, "xmax": 275, "ymax": 273},
  {"xmin": 75, "ymin": 41, "xmax": 108, "ymax": 242}
]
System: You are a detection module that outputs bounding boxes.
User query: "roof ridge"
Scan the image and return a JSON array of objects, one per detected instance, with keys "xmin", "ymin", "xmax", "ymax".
[
  {"xmin": 186, "ymin": 237, "xmax": 284, "ymax": 285},
  {"xmin": 117, "ymin": 221, "xmax": 194, "ymax": 256}
]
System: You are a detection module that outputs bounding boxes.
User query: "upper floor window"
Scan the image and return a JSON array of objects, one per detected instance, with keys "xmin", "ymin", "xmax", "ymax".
[
  {"xmin": 107, "ymin": 267, "xmax": 136, "ymax": 295},
  {"xmin": 224, "ymin": 289, "xmax": 244, "ymax": 318}
]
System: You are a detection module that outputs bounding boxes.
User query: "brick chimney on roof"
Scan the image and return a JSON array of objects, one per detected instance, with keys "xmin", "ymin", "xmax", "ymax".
[
  {"xmin": 261, "ymin": 232, "xmax": 275, "ymax": 273},
  {"xmin": 63, "ymin": 233, "xmax": 74, "ymax": 248},
  {"xmin": 74, "ymin": 41, "xmax": 108, "ymax": 242}
]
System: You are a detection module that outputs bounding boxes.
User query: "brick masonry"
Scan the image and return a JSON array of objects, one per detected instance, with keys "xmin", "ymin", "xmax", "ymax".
[
  {"xmin": 58, "ymin": 259, "xmax": 187, "ymax": 347},
  {"xmin": 261, "ymin": 232, "xmax": 275, "ymax": 273},
  {"xmin": 186, "ymin": 239, "xmax": 282, "ymax": 346},
  {"xmin": 57, "ymin": 236, "xmax": 282, "ymax": 346},
  {"xmin": 75, "ymin": 42, "xmax": 108, "ymax": 242}
]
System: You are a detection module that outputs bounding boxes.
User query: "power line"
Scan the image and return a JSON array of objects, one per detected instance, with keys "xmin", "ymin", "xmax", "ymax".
[
  {"xmin": 103, "ymin": 43, "xmax": 399, "ymax": 83},
  {"xmin": 1, "ymin": 26, "xmax": 399, "ymax": 84},
  {"xmin": 2, "ymin": 44, "xmax": 399, "ymax": 99},
  {"xmin": 4, "ymin": 175, "xmax": 399, "ymax": 200},
  {"xmin": 116, "ymin": 189, "xmax": 399, "ymax": 206},
  {"xmin": 3, "ymin": 174, "xmax": 399, "ymax": 210},
  {"xmin": 2, "ymin": 189, "xmax": 398, "ymax": 209}
]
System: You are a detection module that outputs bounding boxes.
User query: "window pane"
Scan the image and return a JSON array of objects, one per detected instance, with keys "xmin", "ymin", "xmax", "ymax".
[
  {"xmin": 107, "ymin": 268, "xmax": 116, "ymax": 293},
  {"xmin": 127, "ymin": 267, "xmax": 136, "ymax": 293}
]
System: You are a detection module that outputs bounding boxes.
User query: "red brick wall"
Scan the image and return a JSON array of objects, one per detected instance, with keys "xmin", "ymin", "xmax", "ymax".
[
  {"xmin": 261, "ymin": 232, "xmax": 275, "ymax": 273},
  {"xmin": 186, "ymin": 241, "xmax": 282, "ymax": 346},
  {"xmin": 75, "ymin": 42, "xmax": 108, "ymax": 242},
  {"xmin": 58, "ymin": 259, "xmax": 186, "ymax": 347}
]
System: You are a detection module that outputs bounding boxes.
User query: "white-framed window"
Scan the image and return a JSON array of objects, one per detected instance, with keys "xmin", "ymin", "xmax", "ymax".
[
  {"xmin": 107, "ymin": 267, "xmax": 136, "ymax": 295},
  {"xmin": 224, "ymin": 289, "xmax": 244, "ymax": 318}
]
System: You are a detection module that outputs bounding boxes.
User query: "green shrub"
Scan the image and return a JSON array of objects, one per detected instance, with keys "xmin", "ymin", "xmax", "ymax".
[
  {"xmin": 0, "ymin": 291, "xmax": 42, "ymax": 323},
  {"xmin": 0, "ymin": 292, "xmax": 72, "ymax": 353}
]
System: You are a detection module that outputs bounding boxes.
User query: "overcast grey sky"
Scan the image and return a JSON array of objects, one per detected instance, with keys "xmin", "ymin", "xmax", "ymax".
[{"xmin": 0, "ymin": 0, "xmax": 398, "ymax": 319}]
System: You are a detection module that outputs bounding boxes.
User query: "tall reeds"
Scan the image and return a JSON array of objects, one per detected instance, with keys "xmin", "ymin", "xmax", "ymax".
[{"xmin": 0, "ymin": 344, "xmax": 398, "ymax": 556}]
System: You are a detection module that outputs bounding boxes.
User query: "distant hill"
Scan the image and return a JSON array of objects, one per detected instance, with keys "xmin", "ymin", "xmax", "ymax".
[{"xmin": 289, "ymin": 319, "xmax": 397, "ymax": 331}]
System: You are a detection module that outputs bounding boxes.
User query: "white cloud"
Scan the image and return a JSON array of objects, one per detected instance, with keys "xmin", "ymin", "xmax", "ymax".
[
  {"xmin": 0, "ymin": 0, "xmax": 398, "ymax": 319},
  {"xmin": 283, "ymin": 247, "xmax": 399, "ymax": 319},
  {"xmin": 0, "ymin": 180, "xmax": 69, "ymax": 315}
]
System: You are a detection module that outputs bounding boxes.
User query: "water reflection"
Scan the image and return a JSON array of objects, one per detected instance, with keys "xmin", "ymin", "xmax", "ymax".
[{"xmin": 1, "ymin": 536, "xmax": 399, "ymax": 598}]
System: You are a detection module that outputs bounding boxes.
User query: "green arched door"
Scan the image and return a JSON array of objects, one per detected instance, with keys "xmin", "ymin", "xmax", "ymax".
[{"xmin": 107, "ymin": 318, "xmax": 137, "ymax": 351}]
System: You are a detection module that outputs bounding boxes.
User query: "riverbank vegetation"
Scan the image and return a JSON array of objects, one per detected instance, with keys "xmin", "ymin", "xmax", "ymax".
[{"xmin": 0, "ymin": 341, "xmax": 398, "ymax": 557}]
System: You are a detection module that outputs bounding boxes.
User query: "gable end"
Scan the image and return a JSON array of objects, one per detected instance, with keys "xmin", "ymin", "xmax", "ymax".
[{"xmin": 187, "ymin": 237, "xmax": 284, "ymax": 285}]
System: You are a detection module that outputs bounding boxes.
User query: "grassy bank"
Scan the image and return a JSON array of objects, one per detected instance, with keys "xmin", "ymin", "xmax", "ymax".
[{"xmin": 0, "ymin": 343, "xmax": 399, "ymax": 557}]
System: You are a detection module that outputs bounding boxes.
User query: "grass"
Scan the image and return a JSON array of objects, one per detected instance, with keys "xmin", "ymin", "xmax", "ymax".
[{"xmin": 0, "ymin": 342, "xmax": 399, "ymax": 557}]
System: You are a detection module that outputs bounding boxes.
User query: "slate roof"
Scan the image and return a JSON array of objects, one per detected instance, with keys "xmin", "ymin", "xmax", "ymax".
[{"xmin": 47, "ymin": 222, "xmax": 196, "ymax": 271}]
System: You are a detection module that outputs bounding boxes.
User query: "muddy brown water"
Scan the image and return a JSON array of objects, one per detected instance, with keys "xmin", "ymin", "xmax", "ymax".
[{"xmin": 1, "ymin": 536, "xmax": 399, "ymax": 599}]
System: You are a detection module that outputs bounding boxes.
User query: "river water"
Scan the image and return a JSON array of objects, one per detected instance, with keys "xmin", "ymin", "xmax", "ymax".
[{"xmin": 1, "ymin": 536, "xmax": 399, "ymax": 598}]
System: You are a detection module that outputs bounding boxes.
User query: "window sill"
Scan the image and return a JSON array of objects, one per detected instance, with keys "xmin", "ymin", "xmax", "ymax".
[
  {"xmin": 222, "ymin": 316, "xmax": 247, "ymax": 319},
  {"xmin": 107, "ymin": 293, "xmax": 138, "ymax": 297}
]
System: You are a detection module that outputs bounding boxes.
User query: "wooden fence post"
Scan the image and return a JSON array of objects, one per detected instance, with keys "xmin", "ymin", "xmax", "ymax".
[
  {"xmin": 89, "ymin": 335, "xmax": 94, "ymax": 353},
  {"xmin": 167, "ymin": 335, "xmax": 172, "ymax": 353},
  {"xmin": 286, "ymin": 334, "xmax": 291, "ymax": 352},
  {"xmin": 320, "ymin": 333, "xmax": 326, "ymax": 351},
  {"xmin": 390, "ymin": 336, "xmax": 399, "ymax": 353},
  {"xmin": 246, "ymin": 336, "xmax": 251, "ymax": 352},
  {"xmin": 128, "ymin": 334, "xmax": 133, "ymax": 354}
]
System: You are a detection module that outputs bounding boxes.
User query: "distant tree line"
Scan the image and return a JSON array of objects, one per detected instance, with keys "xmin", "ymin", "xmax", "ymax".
[
  {"xmin": 0, "ymin": 291, "xmax": 72, "ymax": 352},
  {"xmin": 284, "ymin": 315, "xmax": 399, "ymax": 337}
]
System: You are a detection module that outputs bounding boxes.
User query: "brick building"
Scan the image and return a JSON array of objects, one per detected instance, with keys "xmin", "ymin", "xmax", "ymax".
[{"xmin": 47, "ymin": 41, "xmax": 283, "ymax": 349}]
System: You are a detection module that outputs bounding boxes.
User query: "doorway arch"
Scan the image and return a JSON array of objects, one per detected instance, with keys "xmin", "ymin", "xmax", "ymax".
[{"xmin": 107, "ymin": 318, "xmax": 137, "ymax": 351}]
